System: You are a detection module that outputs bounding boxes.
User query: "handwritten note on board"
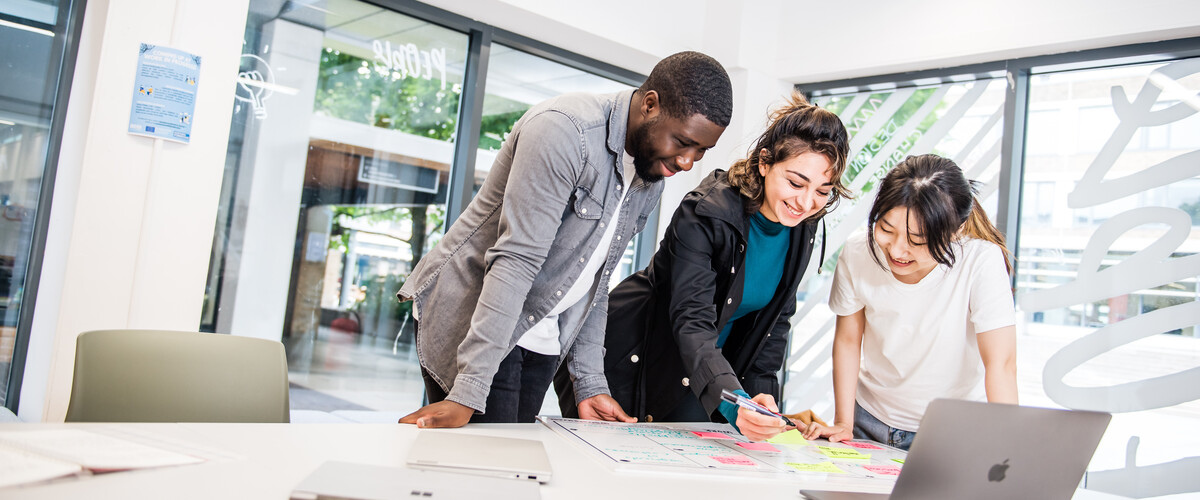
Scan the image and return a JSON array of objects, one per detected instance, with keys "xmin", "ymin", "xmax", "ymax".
[
  {"xmin": 711, "ymin": 455, "xmax": 757, "ymax": 466},
  {"xmin": 766, "ymin": 430, "xmax": 807, "ymax": 445},
  {"xmin": 735, "ymin": 442, "xmax": 780, "ymax": 452},
  {"xmin": 786, "ymin": 462, "xmax": 846, "ymax": 474},
  {"xmin": 691, "ymin": 431, "xmax": 735, "ymax": 440},
  {"xmin": 818, "ymin": 446, "xmax": 870, "ymax": 460},
  {"xmin": 862, "ymin": 464, "xmax": 902, "ymax": 476},
  {"xmin": 844, "ymin": 441, "xmax": 883, "ymax": 450}
]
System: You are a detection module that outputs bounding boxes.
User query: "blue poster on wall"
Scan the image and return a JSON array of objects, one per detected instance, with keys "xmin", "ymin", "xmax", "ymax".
[{"xmin": 127, "ymin": 43, "xmax": 201, "ymax": 144}]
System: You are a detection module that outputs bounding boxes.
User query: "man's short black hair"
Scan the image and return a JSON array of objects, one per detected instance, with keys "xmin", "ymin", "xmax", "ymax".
[{"xmin": 640, "ymin": 51, "xmax": 732, "ymax": 127}]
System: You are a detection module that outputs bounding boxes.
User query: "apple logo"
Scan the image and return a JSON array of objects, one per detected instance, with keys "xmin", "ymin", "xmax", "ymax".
[{"xmin": 988, "ymin": 459, "xmax": 1010, "ymax": 482}]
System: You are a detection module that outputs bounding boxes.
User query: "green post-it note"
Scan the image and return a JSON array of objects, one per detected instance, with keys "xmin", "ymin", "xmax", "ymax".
[
  {"xmin": 817, "ymin": 446, "xmax": 870, "ymax": 460},
  {"xmin": 786, "ymin": 462, "xmax": 846, "ymax": 474},
  {"xmin": 766, "ymin": 429, "xmax": 807, "ymax": 445},
  {"xmin": 892, "ymin": 458, "xmax": 905, "ymax": 464}
]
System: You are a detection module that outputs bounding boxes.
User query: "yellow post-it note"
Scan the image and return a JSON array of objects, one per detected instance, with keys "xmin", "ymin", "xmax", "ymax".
[
  {"xmin": 786, "ymin": 462, "xmax": 846, "ymax": 474},
  {"xmin": 817, "ymin": 446, "xmax": 870, "ymax": 460},
  {"xmin": 766, "ymin": 429, "xmax": 807, "ymax": 445}
]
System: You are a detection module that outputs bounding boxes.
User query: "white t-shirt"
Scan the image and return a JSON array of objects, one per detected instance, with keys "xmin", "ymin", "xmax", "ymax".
[
  {"xmin": 828, "ymin": 231, "xmax": 1015, "ymax": 431},
  {"xmin": 516, "ymin": 153, "xmax": 637, "ymax": 355}
]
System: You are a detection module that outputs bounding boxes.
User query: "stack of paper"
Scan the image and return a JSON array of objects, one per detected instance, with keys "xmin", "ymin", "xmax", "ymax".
[{"xmin": 0, "ymin": 429, "xmax": 205, "ymax": 488}]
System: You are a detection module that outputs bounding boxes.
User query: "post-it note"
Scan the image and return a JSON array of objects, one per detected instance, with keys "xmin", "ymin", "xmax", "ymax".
[
  {"xmin": 786, "ymin": 462, "xmax": 846, "ymax": 474},
  {"xmin": 766, "ymin": 429, "xmax": 807, "ymax": 445},
  {"xmin": 843, "ymin": 441, "xmax": 883, "ymax": 450},
  {"xmin": 817, "ymin": 446, "xmax": 870, "ymax": 460},
  {"xmin": 692, "ymin": 431, "xmax": 735, "ymax": 440},
  {"xmin": 892, "ymin": 458, "xmax": 905, "ymax": 464},
  {"xmin": 711, "ymin": 455, "xmax": 756, "ymax": 466},
  {"xmin": 735, "ymin": 441, "xmax": 780, "ymax": 452},
  {"xmin": 863, "ymin": 464, "xmax": 902, "ymax": 476}
]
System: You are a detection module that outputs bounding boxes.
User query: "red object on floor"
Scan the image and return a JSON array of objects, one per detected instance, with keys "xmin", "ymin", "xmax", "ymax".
[{"xmin": 330, "ymin": 317, "xmax": 360, "ymax": 333}]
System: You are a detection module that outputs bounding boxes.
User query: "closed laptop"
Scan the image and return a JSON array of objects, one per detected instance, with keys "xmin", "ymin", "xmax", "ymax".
[
  {"xmin": 406, "ymin": 431, "xmax": 554, "ymax": 483},
  {"xmin": 290, "ymin": 461, "xmax": 540, "ymax": 500}
]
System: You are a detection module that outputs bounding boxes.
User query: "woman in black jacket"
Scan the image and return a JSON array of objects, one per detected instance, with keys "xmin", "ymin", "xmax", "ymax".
[{"xmin": 558, "ymin": 93, "xmax": 850, "ymax": 441}]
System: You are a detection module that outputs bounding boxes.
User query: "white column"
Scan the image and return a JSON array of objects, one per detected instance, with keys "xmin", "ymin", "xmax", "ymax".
[
  {"xmin": 215, "ymin": 19, "xmax": 322, "ymax": 341},
  {"xmin": 22, "ymin": 0, "xmax": 249, "ymax": 422}
]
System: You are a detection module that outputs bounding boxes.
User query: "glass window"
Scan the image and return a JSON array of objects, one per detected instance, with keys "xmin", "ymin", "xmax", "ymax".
[
  {"xmin": 785, "ymin": 78, "xmax": 1007, "ymax": 413},
  {"xmin": 202, "ymin": 4, "xmax": 643, "ymax": 418},
  {"xmin": 1015, "ymin": 60, "xmax": 1200, "ymax": 494},
  {"xmin": 0, "ymin": 0, "xmax": 73, "ymax": 407},
  {"xmin": 202, "ymin": 0, "xmax": 469, "ymax": 415}
]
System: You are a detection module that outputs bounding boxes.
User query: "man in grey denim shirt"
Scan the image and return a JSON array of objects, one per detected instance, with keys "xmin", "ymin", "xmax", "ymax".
[{"xmin": 397, "ymin": 52, "xmax": 733, "ymax": 428}]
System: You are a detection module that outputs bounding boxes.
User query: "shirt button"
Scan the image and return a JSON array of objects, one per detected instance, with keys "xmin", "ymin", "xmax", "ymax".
[
  {"xmin": 556, "ymin": 290, "xmax": 562, "ymax": 296},
  {"xmin": 810, "ymin": 238, "xmax": 815, "ymax": 244},
  {"xmin": 579, "ymin": 257, "xmax": 586, "ymax": 263},
  {"xmin": 616, "ymin": 184, "xmax": 622, "ymax": 190},
  {"xmin": 527, "ymin": 315, "xmax": 534, "ymax": 322},
  {"xmin": 603, "ymin": 270, "xmax": 610, "ymax": 275},
  {"xmin": 581, "ymin": 208, "xmax": 588, "ymax": 214},
  {"xmin": 600, "ymin": 222, "xmax": 605, "ymax": 228},
  {"xmin": 726, "ymin": 298, "xmax": 732, "ymax": 305},
  {"xmin": 682, "ymin": 377, "xmax": 690, "ymax": 387},
  {"xmin": 731, "ymin": 267, "xmax": 735, "ymax": 274},
  {"xmin": 630, "ymin": 355, "xmax": 639, "ymax": 363},
  {"xmin": 616, "ymin": 235, "xmax": 622, "ymax": 241}
]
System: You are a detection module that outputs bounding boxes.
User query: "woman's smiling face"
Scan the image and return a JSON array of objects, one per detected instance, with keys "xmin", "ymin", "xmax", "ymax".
[
  {"xmin": 873, "ymin": 206, "xmax": 940, "ymax": 284},
  {"xmin": 757, "ymin": 151, "xmax": 834, "ymax": 227}
]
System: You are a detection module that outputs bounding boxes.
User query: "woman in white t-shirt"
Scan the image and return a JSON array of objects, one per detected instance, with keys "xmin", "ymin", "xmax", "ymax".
[{"xmin": 803, "ymin": 154, "xmax": 1017, "ymax": 450}]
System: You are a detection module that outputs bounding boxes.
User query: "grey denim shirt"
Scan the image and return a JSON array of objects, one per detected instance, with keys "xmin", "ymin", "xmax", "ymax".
[{"xmin": 397, "ymin": 89, "xmax": 664, "ymax": 413}]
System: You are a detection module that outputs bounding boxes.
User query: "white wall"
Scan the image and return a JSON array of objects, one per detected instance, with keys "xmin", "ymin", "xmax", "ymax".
[
  {"xmin": 20, "ymin": 0, "xmax": 249, "ymax": 421},
  {"xmin": 783, "ymin": 0, "xmax": 1200, "ymax": 84}
]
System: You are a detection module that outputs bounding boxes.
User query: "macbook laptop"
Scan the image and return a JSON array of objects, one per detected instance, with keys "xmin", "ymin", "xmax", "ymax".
[
  {"xmin": 800, "ymin": 399, "xmax": 1111, "ymax": 500},
  {"xmin": 289, "ymin": 461, "xmax": 540, "ymax": 500},
  {"xmin": 406, "ymin": 431, "xmax": 554, "ymax": 483}
]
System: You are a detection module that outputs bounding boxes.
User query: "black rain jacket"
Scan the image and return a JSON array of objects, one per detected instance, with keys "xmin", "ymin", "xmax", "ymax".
[{"xmin": 557, "ymin": 170, "xmax": 820, "ymax": 422}]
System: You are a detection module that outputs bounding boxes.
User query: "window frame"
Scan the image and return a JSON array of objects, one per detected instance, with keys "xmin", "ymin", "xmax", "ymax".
[
  {"xmin": 4, "ymin": 0, "xmax": 89, "ymax": 414},
  {"xmin": 799, "ymin": 37, "xmax": 1200, "ymax": 273}
]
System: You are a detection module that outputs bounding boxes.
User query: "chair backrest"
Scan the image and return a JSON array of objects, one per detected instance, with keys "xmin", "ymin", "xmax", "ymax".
[{"xmin": 65, "ymin": 330, "xmax": 290, "ymax": 423}]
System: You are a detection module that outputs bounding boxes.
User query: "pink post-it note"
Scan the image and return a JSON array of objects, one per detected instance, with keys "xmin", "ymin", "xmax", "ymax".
[
  {"xmin": 735, "ymin": 441, "xmax": 780, "ymax": 452},
  {"xmin": 843, "ymin": 441, "xmax": 883, "ymax": 450},
  {"xmin": 692, "ymin": 431, "xmax": 735, "ymax": 440},
  {"xmin": 711, "ymin": 455, "xmax": 757, "ymax": 466},
  {"xmin": 862, "ymin": 464, "xmax": 902, "ymax": 476}
]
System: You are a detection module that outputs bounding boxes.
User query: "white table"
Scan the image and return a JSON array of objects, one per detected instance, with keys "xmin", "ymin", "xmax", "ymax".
[{"xmin": 0, "ymin": 423, "xmax": 1129, "ymax": 499}]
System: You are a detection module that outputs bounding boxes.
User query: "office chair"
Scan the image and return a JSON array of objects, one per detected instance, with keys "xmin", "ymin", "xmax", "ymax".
[{"xmin": 65, "ymin": 329, "xmax": 290, "ymax": 423}]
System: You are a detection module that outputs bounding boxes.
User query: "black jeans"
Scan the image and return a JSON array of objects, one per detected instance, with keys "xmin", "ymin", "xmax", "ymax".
[{"xmin": 421, "ymin": 337, "xmax": 559, "ymax": 424}]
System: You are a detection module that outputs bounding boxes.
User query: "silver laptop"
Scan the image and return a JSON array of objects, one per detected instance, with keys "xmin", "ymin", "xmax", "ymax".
[
  {"xmin": 406, "ymin": 431, "xmax": 554, "ymax": 483},
  {"xmin": 800, "ymin": 399, "xmax": 1111, "ymax": 500},
  {"xmin": 289, "ymin": 461, "xmax": 540, "ymax": 500}
]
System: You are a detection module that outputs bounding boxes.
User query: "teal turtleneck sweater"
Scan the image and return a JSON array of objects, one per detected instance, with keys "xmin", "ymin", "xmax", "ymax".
[
  {"xmin": 716, "ymin": 211, "xmax": 789, "ymax": 431},
  {"xmin": 716, "ymin": 211, "xmax": 789, "ymax": 348}
]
